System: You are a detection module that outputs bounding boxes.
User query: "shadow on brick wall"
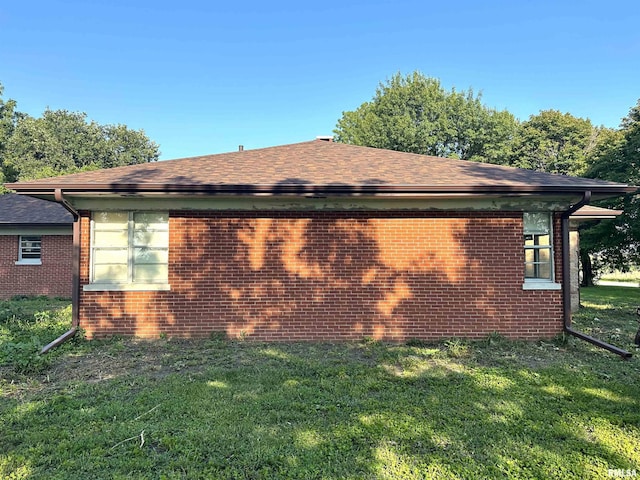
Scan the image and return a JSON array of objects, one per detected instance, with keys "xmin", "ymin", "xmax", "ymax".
[
  {"xmin": 78, "ymin": 178, "xmax": 562, "ymax": 340},
  {"xmin": 135, "ymin": 210, "xmax": 556, "ymax": 341}
]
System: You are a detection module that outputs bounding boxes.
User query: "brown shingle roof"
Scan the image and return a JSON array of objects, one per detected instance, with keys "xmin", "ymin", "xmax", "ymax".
[
  {"xmin": 5, "ymin": 140, "xmax": 636, "ymax": 196},
  {"xmin": 0, "ymin": 194, "xmax": 73, "ymax": 225}
]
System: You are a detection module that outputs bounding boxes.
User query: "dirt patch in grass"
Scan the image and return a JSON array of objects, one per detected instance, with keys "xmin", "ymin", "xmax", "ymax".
[
  {"xmin": 13, "ymin": 337, "xmax": 574, "ymax": 406},
  {"xmin": 34, "ymin": 338, "xmax": 382, "ymax": 393},
  {"xmin": 6, "ymin": 333, "xmax": 622, "ymax": 401},
  {"xmin": 1, "ymin": 338, "xmax": 214, "ymax": 399},
  {"xmin": 45, "ymin": 338, "xmax": 221, "ymax": 386}
]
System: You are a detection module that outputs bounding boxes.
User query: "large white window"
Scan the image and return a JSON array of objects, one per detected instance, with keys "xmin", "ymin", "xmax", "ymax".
[
  {"xmin": 87, "ymin": 212, "xmax": 169, "ymax": 290},
  {"xmin": 16, "ymin": 235, "xmax": 42, "ymax": 265},
  {"xmin": 523, "ymin": 212, "xmax": 560, "ymax": 290}
]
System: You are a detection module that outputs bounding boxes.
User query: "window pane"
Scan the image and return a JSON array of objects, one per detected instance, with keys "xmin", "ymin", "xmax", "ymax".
[
  {"xmin": 133, "ymin": 230, "xmax": 169, "ymax": 247},
  {"xmin": 94, "ymin": 248, "xmax": 128, "ymax": 264},
  {"xmin": 525, "ymin": 249, "xmax": 535, "ymax": 262},
  {"xmin": 523, "ymin": 213, "xmax": 550, "ymax": 234},
  {"xmin": 538, "ymin": 263, "xmax": 551, "ymax": 280},
  {"xmin": 133, "ymin": 264, "xmax": 168, "ymax": 282},
  {"xmin": 21, "ymin": 236, "xmax": 41, "ymax": 244},
  {"xmin": 93, "ymin": 264, "xmax": 128, "ymax": 282},
  {"xmin": 134, "ymin": 212, "xmax": 168, "ymax": 230},
  {"xmin": 538, "ymin": 248, "xmax": 550, "ymax": 263},
  {"xmin": 134, "ymin": 248, "xmax": 168, "ymax": 264},
  {"xmin": 94, "ymin": 230, "xmax": 129, "ymax": 247},
  {"xmin": 525, "ymin": 234, "xmax": 551, "ymax": 247},
  {"xmin": 94, "ymin": 212, "xmax": 129, "ymax": 229},
  {"xmin": 535, "ymin": 234, "xmax": 550, "ymax": 246},
  {"xmin": 525, "ymin": 264, "xmax": 536, "ymax": 278},
  {"xmin": 525, "ymin": 246, "xmax": 552, "ymax": 279}
]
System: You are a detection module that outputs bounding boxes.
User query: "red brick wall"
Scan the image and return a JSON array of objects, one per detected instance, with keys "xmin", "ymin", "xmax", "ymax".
[
  {"xmin": 78, "ymin": 211, "xmax": 564, "ymax": 341},
  {"xmin": 0, "ymin": 234, "xmax": 73, "ymax": 300}
]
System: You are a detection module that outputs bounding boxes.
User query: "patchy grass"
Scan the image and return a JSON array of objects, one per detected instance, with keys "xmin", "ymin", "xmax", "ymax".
[{"xmin": 1, "ymin": 292, "xmax": 640, "ymax": 479}]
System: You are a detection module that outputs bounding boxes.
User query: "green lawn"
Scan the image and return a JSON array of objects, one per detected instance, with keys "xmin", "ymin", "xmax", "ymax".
[
  {"xmin": 1, "ymin": 289, "xmax": 639, "ymax": 479},
  {"xmin": 574, "ymin": 286, "xmax": 640, "ymax": 348}
]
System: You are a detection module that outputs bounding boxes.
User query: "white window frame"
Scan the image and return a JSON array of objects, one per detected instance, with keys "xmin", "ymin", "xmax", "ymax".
[
  {"xmin": 84, "ymin": 211, "xmax": 170, "ymax": 292},
  {"xmin": 522, "ymin": 212, "xmax": 561, "ymax": 290},
  {"xmin": 15, "ymin": 235, "xmax": 42, "ymax": 265}
]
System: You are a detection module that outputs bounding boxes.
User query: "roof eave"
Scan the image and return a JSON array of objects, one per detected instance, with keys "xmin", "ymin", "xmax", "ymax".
[
  {"xmin": 0, "ymin": 223, "xmax": 73, "ymax": 228},
  {"xmin": 6, "ymin": 183, "xmax": 638, "ymax": 197}
]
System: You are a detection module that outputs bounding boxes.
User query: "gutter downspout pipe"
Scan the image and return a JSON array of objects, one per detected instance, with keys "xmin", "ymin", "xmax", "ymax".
[
  {"xmin": 561, "ymin": 191, "xmax": 632, "ymax": 359},
  {"xmin": 40, "ymin": 189, "xmax": 81, "ymax": 354}
]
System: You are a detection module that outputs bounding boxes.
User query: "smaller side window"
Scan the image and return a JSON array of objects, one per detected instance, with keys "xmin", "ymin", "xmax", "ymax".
[
  {"xmin": 17, "ymin": 235, "xmax": 42, "ymax": 265},
  {"xmin": 523, "ymin": 213, "xmax": 553, "ymax": 281}
]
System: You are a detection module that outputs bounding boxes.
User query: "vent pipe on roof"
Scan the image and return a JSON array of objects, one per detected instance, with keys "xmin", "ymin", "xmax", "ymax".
[{"xmin": 239, "ymin": 145, "xmax": 244, "ymax": 152}]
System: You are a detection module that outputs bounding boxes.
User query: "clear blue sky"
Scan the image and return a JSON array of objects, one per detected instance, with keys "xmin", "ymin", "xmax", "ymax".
[{"xmin": 1, "ymin": 0, "xmax": 638, "ymax": 160}]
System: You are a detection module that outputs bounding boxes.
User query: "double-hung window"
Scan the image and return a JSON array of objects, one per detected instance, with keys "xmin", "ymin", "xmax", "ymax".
[
  {"xmin": 16, "ymin": 235, "xmax": 42, "ymax": 265},
  {"xmin": 523, "ymin": 212, "xmax": 560, "ymax": 289},
  {"xmin": 86, "ymin": 212, "xmax": 169, "ymax": 291}
]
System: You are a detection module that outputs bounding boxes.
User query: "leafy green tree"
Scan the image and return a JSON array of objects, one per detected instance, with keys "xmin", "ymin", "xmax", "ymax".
[
  {"xmin": 508, "ymin": 110, "xmax": 598, "ymax": 176},
  {"xmin": 579, "ymin": 100, "xmax": 640, "ymax": 285},
  {"xmin": 3, "ymin": 113, "xmax": 80, "ymax": 181},
  {"xmin": 334, "ymin": 72, "xmax": 518, "ymax": 164},
  {"xmin": 2, "ymin": 109, "xmax": 159, "ymax": 183},
  {"xmin": 0, "ymin": 84, "xmax": 24, "ymax": 192},
  {"xmin": 0, "ymin": 85, "xmax": 18, "ymax": 155},
  {"xmin": 101, "ymin": 123, "xmax": 160, "ymax": 168},
  {"xmin": 1, "ymin": 84, "xmax": 160, "ymax": 186}
]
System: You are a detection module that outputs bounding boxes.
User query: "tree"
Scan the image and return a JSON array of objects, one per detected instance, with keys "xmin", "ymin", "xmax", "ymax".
[
  {"xmin": 0, "ymin": 84, "xmax": 160, "ymax": 185},
  {"xmin": 579, "ymin": 100, "xmax": 640, "ymax": 285},
  {"xmin": 334, "ymin": 72, "xmax": 518, "ymax": 164},
  {"xmin": 2, "ymin": 109, "xmax": 159, "ymax": 183},
  {"xmin": 0, "ymin": 84, "xmax": 24, "ymax": 192},
  {"xmin": 508, "ymin": 110, "xmax": 598, "ymax": 176},
  {"xmin": 0, "ymin": 85, "xmax": 18, "ymax": 156}
]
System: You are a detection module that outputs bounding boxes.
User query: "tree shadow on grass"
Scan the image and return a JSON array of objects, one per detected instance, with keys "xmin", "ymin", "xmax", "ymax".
[
  {"xmin": 222, "ymin": 346, "xmax": 639, "ymax": 479},
  {"xmin": 2, "ymin": 341, "xmax": 639, "ymax": 479}
]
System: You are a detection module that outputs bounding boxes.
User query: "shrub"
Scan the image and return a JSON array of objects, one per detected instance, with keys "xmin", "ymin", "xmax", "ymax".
[{"xmin": 0, "ymin": 339, "xmax": 49, "ymax": 373}]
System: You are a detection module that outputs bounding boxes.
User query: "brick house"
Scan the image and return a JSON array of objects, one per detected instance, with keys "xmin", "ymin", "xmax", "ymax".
[
  {"xmin": 6, "ymin": 139, "xmax": 635, "ymax": 346},
  {"xmin": 0, "ymin": 194, "xmax": 73, "ymax": 299}
]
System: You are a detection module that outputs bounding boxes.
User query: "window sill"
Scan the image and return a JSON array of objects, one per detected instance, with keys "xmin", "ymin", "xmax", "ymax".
[
  {"xmin": 83, "ymin": 283, "xmax": 171, "ymax": 292},
  {"xmin": 15, "ymin": 260, "xmax": 42, "ymax": 266},
  {"xmin": 522, "ymin": 281, "xmax": 562, "ymax": 291}
]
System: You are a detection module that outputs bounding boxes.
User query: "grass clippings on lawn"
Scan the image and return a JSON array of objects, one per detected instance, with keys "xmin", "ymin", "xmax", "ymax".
[{"xmin": 1, "ymin": 288, "xmax": 640, "ymax": 479}]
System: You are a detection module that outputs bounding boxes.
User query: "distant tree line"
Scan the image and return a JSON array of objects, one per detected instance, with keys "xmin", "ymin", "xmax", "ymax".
[
  {"xmin": 334, "ymin": 71, "xmax": 640, "ymax": 284},
  {"xmin": 0, "ymin": 83, "xmax": 159, "ymax": 192}
]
